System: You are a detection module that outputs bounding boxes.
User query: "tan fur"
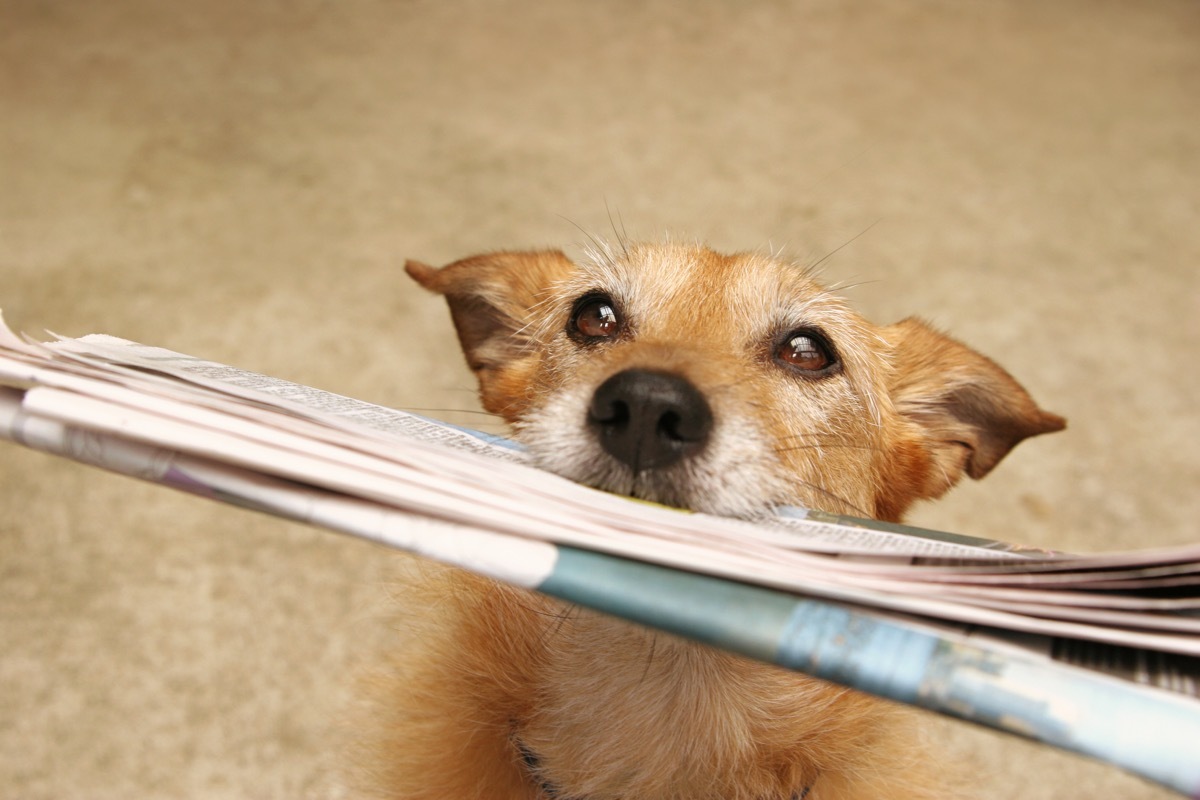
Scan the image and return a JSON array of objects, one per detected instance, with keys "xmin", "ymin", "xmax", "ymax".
[{"xmin": 362, "ymin": 243, "xmax": 1064, "ymax": 799}]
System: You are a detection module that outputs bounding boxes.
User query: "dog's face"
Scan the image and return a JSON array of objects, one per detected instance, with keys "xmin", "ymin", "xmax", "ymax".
[{"xmin": 408, "ymin": 242, "xmax": 1063, "ymax": 522}]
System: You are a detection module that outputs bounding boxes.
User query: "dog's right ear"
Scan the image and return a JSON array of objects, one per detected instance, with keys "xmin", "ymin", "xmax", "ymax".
[{"xmin": 405, "ymin": 250, "xmax": 576, "ymax": 420}]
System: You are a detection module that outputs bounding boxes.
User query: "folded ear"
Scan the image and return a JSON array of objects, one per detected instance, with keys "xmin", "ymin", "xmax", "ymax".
[
  {"xmin": 884, "ymin": 318, "xmax": 1065, "ymax": 498},
  {"xmin": 405, "ymin": 250, "xmax": 576, "ymax": 419}
]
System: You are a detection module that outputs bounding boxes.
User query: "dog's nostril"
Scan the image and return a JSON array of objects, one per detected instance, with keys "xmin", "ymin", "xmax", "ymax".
[
  {"xmin": 658, "ymin": 410, "xmax": 683, "ymax": 440},
  {"xmin": 587, "ymin": 369, "xmax": 713, "ymax": 472},
  {"xmin": 591, "ymin": 396, "xmax": 631, "ymax": 427}
]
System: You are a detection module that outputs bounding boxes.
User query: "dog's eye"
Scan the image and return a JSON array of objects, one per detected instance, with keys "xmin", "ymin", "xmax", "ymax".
[
  {"xmin": 569, "ymin": 294, "xmax": 622, "ymax": 341},
  {"xmin": 776, "ymin": 329, "xmax": 839, "ymax": 375}
]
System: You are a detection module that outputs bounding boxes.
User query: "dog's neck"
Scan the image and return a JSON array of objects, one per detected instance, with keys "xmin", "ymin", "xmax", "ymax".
[{"xmin": 514, "ymin": 604, "xmax": 894, "ymax": 798}]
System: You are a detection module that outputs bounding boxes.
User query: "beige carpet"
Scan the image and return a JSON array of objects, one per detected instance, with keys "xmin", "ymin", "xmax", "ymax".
[{"xmin": 2, "ymin": 1, "xmax": 1197, "ymax": 797}]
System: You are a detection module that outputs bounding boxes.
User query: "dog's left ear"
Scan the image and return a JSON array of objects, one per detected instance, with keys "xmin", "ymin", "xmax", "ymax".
[{"xmin": 884, "ymin": 318, "xmax": 1066, "ymax": 499}]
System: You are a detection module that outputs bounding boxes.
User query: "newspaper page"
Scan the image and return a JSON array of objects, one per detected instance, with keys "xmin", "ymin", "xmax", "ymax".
[
  {"xmin": 2, "ymin": 321, "xmax": 1199, "ymax": 648},
  {"xmin": 1, "ymin": 316, "xmax": 1198, "ymax": 794}
]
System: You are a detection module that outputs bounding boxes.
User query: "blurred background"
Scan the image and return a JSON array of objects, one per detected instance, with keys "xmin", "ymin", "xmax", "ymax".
[{"xmin": 1, "ymin": 1, "xmax": 1196, "ymax": 797}]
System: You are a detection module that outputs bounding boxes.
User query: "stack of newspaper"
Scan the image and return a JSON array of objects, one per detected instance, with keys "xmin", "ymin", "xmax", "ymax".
[{"xmin": 0, "ymin": 313, "xmax": 1196, "ymax": 796}]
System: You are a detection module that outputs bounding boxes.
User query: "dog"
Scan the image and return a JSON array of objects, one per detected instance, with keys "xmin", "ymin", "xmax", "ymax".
[{"xmin": 360, "ymin": 242, "xmax": 1065, "ymax": 799}]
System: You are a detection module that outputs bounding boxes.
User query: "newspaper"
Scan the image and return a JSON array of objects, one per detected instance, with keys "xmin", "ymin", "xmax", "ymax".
[{"xmin": 0, "ymin": 314, "xmax": 1197, "ymax": 796}]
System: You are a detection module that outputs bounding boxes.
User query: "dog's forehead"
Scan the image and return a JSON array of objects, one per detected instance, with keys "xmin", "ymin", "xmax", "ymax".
[{"xmin": 583, "ymin": 244, "xmax": 843, "ymax": 335}]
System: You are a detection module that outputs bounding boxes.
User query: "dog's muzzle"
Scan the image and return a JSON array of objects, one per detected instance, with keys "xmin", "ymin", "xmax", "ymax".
[{"xmin": 587, "ymin": 369, "xmax": 713, "ymax": 473}]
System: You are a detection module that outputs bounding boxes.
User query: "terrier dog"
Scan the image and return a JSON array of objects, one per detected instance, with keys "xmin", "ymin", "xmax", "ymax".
[{"xmin": 364, "ymin": 242, "xmax": 1064, "ymax": 799}]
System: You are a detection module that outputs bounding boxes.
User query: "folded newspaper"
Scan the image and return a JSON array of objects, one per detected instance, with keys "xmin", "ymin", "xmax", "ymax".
[{"xmin": 1, "ymin": 312, "xmax": 1197, "ymax": 797}]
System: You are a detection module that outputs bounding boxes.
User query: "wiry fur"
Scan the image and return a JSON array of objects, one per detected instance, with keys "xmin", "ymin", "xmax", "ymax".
[{"xmin": 359, "ymin": 242, "xmax": 1064, "ymax": 799}]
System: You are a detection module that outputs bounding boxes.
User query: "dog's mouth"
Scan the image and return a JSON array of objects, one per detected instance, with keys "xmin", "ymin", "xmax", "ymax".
[
  {"xmin": 518, "ymin": 367, "xmax": 792, "ymax": 518},
  {"xmin": 578, "ymin": 368, "xmax": 733, "ymax": 513}
]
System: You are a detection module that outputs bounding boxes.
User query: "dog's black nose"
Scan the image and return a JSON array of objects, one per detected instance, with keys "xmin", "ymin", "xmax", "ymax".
[{"xmin": 588, "ymin": 369, "xmax": 713, "ymax": 472}]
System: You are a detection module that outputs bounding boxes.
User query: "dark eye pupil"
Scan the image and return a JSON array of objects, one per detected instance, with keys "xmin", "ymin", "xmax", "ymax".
[
  {"xmin": 781, "ymin": 334, "xmax": 829, "ymax": 370},
  {"xmin": 575, "ymin": 300, "xmax": 619, "ymax": 338}
]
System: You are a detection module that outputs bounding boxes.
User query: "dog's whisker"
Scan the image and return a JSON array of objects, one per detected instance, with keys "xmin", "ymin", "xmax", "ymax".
[
  {"xmin": 824, "ymin": 277, "xmax": 883, "ymax": 294},
  {"xmin": 793, "ymin": 479, "xmax": 872, "ymax": 517},
  {"xmin": 773, "ymin": 436, "xmax": 875, "ymax": 453},
  {"xmin": 805, "ymin": 219, "xmax": 882, "ymax": 277},
  {"xmin": 773, "ymin": 443, "xmax": 875, "ymax": 455},
  {"xmin": 771, "ymin": 430, "xmax": 856, "ymax": 441},
  {"xmin": 400, "ymin": 406, "xmax": 505, "ymax": 420},
  {"xmin": 557, "ymin": 214, "xmax": 606, "ymax": 255},
  {"xmin": 604, "ymin": 199, "xmax": 631, "ymax": 259}
]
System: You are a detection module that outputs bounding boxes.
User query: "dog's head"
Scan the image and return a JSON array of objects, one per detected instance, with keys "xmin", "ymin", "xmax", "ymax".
[{"xmin": 407, "ymin": 242, "xmax": 1064, "ymax": 521}]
